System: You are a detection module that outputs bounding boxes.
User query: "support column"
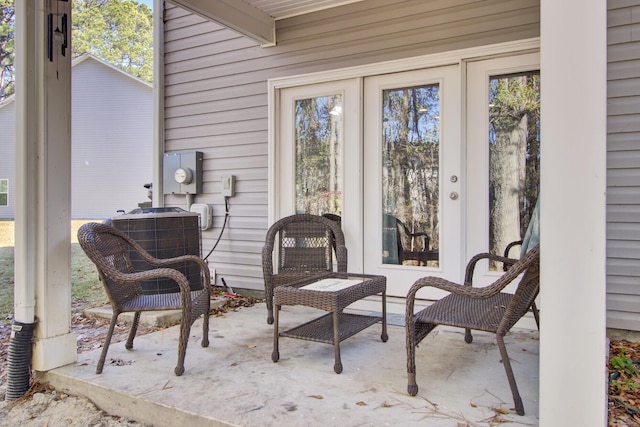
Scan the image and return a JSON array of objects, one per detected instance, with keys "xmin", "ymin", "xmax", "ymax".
[
  {"xmin": 14, "ymin": 0, "xmax": 76, "ymax": 373},
  {"xmin": 540, "ymin": 0, "xmax": 607, "ymax": 425},
  {"xmin": 152, "ymin": 0, "xmax": 165, "ymax": 206}
]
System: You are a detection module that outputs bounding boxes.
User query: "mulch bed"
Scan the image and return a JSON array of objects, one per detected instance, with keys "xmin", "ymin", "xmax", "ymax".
[{"xmin": 609, "ymin": 340, "xmax": 640, "ymax": 426}]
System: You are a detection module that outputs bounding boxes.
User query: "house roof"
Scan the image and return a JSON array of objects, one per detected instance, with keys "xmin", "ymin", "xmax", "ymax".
[{"xmin": 0, "ymin": 54, "xmax": 151, "ymax": 110}]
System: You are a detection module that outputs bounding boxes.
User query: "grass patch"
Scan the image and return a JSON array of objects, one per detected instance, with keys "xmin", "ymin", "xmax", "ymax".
[{"xmin": 0, "ymin": 220, "xmax": 106, "ymax": 322}]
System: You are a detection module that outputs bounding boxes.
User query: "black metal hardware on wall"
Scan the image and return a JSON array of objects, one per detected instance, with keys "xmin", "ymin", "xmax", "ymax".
[{"xmin": 47, "ymin": 0, "xmax": 69, "ymax": 62}]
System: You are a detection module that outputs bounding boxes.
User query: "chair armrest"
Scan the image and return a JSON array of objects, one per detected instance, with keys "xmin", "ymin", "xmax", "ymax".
[
  {"xmin": 104, "ymin": 267, "xmax": 194, "ymax": 297},
  {"xmin": 408, "ymin": 276, "xmax": 506, "ymax": 302},
  {"xmin": 464, "ymin": 253, "xmax": 518, "ymax": 285}
]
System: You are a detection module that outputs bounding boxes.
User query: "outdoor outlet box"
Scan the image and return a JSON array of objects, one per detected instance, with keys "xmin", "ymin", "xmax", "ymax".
[
  {"xmin": 189, "ymin": 203, "xmax": 213, "ymax": 230},
  {"xmin": 163, "ymin": 151, "xmax": 203, "ymax": 195},
  {"xmin": 221, "ymin": 175, "xmax": 235, "ymax": 197}
]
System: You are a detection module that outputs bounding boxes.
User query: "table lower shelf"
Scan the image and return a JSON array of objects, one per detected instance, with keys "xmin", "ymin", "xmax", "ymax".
[{"xmin": 279, "ymin": 312, "xmax": 383, "ymax": 345}]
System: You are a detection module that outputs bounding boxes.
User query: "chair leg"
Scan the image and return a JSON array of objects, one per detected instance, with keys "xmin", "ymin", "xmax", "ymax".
[
  {"xmin": 266, "ymin": 287, "xmax": 274, "ymax": 325},
  {"xmin": 175, "ymin": 313, "xmax": 192, "ymax": 376},
  {"xmin": 406, "ymin": 321, "xmax": 419, "ymax": 396},
  {"xmin": 464, "ymin": 328, "xmax": 473, "ymax": 343},
  {"xmin": 496, "ymin": 334, "xmax": 525, "ymax": 416},
  {"xmin": 201, "ymin": 307, "xmax": 210, "ymax": 348},
  {"xmin": 531, "ymin": 302, "xmax": 540, "ymax": 330},
  {"xmin": 271, "ymin": 304, "xmax": 280, "ymax": 363},
  {"xmin": 332, "ymin": 311, "xmax": 343, "ymax": 374},
  {"xmin": 125, "ymin": 312, "xmax": 141, "ymax": 350},
  {"xmin": 97, "ymin": 313, "xmax": 119, "ymax": 374}
]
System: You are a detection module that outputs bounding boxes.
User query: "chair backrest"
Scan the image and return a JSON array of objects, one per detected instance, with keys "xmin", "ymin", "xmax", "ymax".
[
  {"xmin": 497, "ymin": 244, "xmax": 540, "ymax": 335},
  {"xmin": 77, "ymin": 222, "xmax": 143, "ymax": 307},
  {"xmin": 264, "ymin": 214, "xmax": 347, "ymax": 274}
]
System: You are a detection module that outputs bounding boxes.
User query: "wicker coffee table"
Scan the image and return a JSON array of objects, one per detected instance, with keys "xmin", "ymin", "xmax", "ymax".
[{"xmin": 272, "ymin": 273, "xmax": 387, "ymax": 374}]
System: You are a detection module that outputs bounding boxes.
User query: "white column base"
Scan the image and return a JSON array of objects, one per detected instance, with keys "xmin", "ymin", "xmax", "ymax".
[{"xmin": 32, "ymin": 333, "xmax": 77, "ymax": 372}]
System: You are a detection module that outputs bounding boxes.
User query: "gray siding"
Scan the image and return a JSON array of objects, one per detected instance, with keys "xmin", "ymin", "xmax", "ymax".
[
  {"xmin": 0, "ymin": 56, "xmax": 152, "ymax": 220},
  {"xmin": 607, "ymin": 0, "xmax": 640, "ymax": 330},
  {"xmin": 0, "ymin": 101, "xmax": 15, "ymax": 220},
  {"xmin": 164, "ymin": 0, "xmax": 540, "ymax": 290}
]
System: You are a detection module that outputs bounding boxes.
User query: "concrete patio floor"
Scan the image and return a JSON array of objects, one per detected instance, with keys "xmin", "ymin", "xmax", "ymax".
[{"xmin": 42, "ymin": 302, "xmax": 540, "ymax": 427}]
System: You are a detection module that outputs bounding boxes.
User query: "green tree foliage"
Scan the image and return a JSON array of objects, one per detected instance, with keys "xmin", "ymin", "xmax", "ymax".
[
  {"xmin": 73, "ymin": 0, "xmax": 153, "ymax": 82},
  {"xmin": 0, "ymin": 0, "xmax": 152, "ymax": 102},
  {"xmin": 0, "ymin": 0, "xmax": 14, "ymax": 100}
]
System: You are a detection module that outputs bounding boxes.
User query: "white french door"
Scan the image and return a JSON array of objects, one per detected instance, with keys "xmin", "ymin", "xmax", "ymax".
[
  {"xmin": 363, "ymin": 66, "xmax": 462, "ymax": 298},
  {"xmin": 465, "ymin": 52, "xmax": 540, "ymax": 288},
  {"xmin": 274, "ymin": 50, "xmax": 540, "ymax": 302},
  {"xmin": 277, "ymin": 79, "xmax": 363, "ymax": 273}
]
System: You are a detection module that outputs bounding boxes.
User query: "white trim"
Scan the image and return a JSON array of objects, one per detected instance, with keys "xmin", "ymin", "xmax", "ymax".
[
  {"xmin": 153, "ymin": 0, "xmax": 165, "ymax": 207},
  {"xmin": 268, "ymin": 38, "xmax": 540, "ymax": 89}
]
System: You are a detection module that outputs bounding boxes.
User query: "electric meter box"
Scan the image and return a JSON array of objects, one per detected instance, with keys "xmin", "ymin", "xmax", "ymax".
[{"xmin": 163, "ymin": 151, "xmax": 203, "ymax": 195}]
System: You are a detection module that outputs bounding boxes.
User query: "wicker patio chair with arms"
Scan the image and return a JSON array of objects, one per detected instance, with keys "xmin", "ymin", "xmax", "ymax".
[
  {"xmin": 77, "ymin": 222, "xmax": 211, "ymax": 376},
  {"xmin": 405, "ymin": 244, "xmax": 540, "ymax": 416},
  {"xmin": 262, "ymin": 214, "xmax": 347, "ymax": 325}
]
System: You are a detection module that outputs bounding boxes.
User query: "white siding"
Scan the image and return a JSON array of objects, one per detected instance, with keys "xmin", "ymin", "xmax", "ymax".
[
  {"xmin": 71, "ymin": 57, "xmax": 153, "ymax": 219},
  {"xmin": 607, "ymin": 0, "xmax": 640, "ymax": 330},
  {"xmin": 0, "ymin": 101, "xmax": 15, "ymax": 220},
  {"xmin": 164, "ymin": 0, "xmax": 540, "ymax": 290},
  {"xmin": 0, "ymin": 56, "xmax": 153, "ymax": 220}
]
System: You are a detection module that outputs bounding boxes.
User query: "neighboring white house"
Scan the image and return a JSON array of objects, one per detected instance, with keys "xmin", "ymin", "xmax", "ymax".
[{"xmin": 0, "ymin": 54, "xmax": 152, "ymax": 220}]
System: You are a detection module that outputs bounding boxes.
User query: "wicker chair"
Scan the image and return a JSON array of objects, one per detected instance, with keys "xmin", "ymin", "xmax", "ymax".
[
  {"xmin": 77, "ymin": 222, "xmax": 211, "ymax": 376},
  {"xmin": 405, "ymin": 244, "xmax": 540, "ymax": 415},
  {"xmin": 262, "ymin": 214, "xmax": 347, "ymax": 324}
]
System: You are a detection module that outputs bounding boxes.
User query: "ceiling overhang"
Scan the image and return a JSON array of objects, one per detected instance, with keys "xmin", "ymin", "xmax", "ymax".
[{"xmin": 170, "ymin": 0, "xmax": 276, "ymax": 46}]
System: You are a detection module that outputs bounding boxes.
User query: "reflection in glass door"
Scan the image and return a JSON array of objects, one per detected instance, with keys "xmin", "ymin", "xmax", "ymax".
[
  {"xmin": 294, "ymin": 94, "xmax": 343, "ymax": 216},
  {"xmin": 381, "ymin": 85, "xmax": 440, "ymax": 268},
  {"xmin": 488, "ymin": 71, "xmax": 540, "ymax": 269}
]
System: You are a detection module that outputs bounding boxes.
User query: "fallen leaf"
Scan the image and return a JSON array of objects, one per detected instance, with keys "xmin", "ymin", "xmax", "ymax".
[
  {"xmin": 470, "ymin": 402, "xmax": 477, "ymax": 407},
  {"xmin": 356, "ymin": 401, "xmax": 367, "ymax": 406},
  {"xmin": 230, "ymin": 362, "xmax": 238, "ymax": 367},
  {"xmin": 494, "ymin": 407, "xmax": 509, "ymax": 414},
  {"xmin": 247, "ymin": 344, "xmax": 257, "ymax": 349},
  {"xmin": 309, "ymin": 395, "xmax": 324, "ymax": 399}
]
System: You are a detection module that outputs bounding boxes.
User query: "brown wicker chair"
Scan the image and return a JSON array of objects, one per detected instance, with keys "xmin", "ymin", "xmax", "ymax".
[
  {"xmin": 77, "ymin": 222, "xmax": 211, "ymax": 376},
  {"xmin": 405, "ymin": 244, "xmax": 540, "ymax": 415},
  {"xmin": 262, "ymin": 214, "xmax": 347, "ymax": 324}
]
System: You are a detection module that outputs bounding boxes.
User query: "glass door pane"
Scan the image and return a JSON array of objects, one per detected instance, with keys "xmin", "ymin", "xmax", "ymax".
[
  {"xmin": 381, "ymin": 85, "xmax": 440, "ymax": 267},
  {"xmin": 294, "ymin": 94, "xmax": 343, "ymax": 216},
  {"xmin": 488, "ymin": 72, "xmax": 540, "ymax": 269}
]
